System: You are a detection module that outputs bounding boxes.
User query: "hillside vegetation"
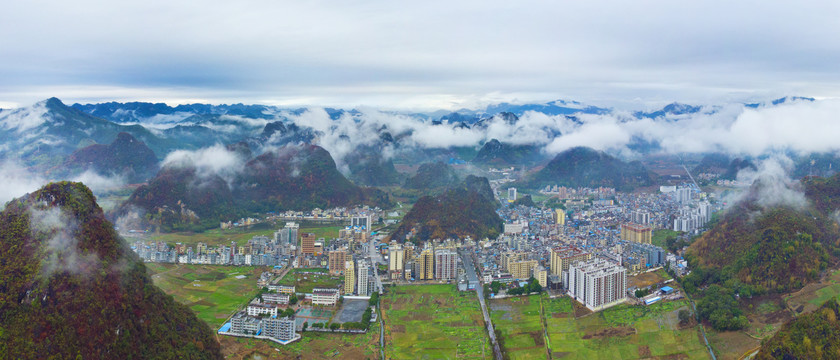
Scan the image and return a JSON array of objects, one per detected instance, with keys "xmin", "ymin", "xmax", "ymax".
[
  {"xmin": 518, "ymin": 146, "xmax": 657, "ymax": 191},
  {"xmin": 757, "ymin": 299, "xmax": 840, "ymax": 359},
  {"xmin": 0, "ymin": 182, "xmax": 221, "ymax": 359}
]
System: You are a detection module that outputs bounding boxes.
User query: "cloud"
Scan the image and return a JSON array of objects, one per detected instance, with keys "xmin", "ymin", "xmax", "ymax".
[
  {"xmin": 28, "ymin": 204, "xmax": 100, "ymax": 277},
  {"xmin": 0, "ymin": 99, "xmax": 49, "ymax": 133},
  {"xmin": 725, "ymin": 155, "xmax": 809, "ymax": 210},
  {"xmin": 71, "ymin": 170, "xmax": 126, "ymax": 194},
  {"xmin": 161, "ymin": 144, "xmax": 246, "ymax": 185},
  {"xmin": 0, "ymin": 160, "xmax": 47, "ymax": 207}
]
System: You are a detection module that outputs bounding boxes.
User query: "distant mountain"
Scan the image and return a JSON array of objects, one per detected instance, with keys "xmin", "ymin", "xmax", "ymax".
[
  {"xmin": 404, "ymin": 161, "xmax": 460, "ymax": 191},
  {"xmin": 481, "ymin": 99, "xmax": 609, "ymax": 117},
  {"xmin": 0, "ymin": 182, "xmax": 221, "ymax": 359},
  {"xmin": 388, "ymin": 187, "xmax": 502, "ymax": 243},
  {"xmin": 63, "ymin": 132, "xmax": 159, "ymax": 183},
  {"xmin": 461, "ymin": 175, "xmax": 496, "ymax": 205},
  {"xmin": 345, "ymin": 149, "xmax": 402, "ymax": 187},
  {"xmin": 692, "ymin": 153, "xmax": 731, "ymax": 175},
  {"xmin": 119, "ymin": 144, "xmax": 391, "ymax": 231},
  {"xmin": 634, "ymin": 102, "xmax": 703, "ymax": 119},
  {"xmin": 723, "ymin": 158, "xmax": 757, "ymax": 180},
  {"xmin": 757, "ymin": 299, "xmax": 840, "ymax": 359},
  {"xmin": 471, "ymin": 139, "xmax": 545, "ymax": 166},
  {"xmin": 518, "ymin": 147, "xmax": 657, "ymax": 191},
  {"xmin": 792, "ymin": 152, "xmax": 840, "ymax": 179},
  {"xmin": 687, "ymin": 175, "xmax": 840, "ymax": 294},
  {"xmin": 72, "ymin": 101, "xmax": 279, "ymax": 123}
]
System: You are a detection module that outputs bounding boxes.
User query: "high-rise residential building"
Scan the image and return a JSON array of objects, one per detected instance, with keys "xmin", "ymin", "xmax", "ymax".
[
  {"xmin": 344, "ymin": 260, "xmax": 355, "ymax": 295},
  {"xmin": 565, "ymin": 257, "xmax": 627, "ymax": 311},
  {"xmin": 261, "ymin": 316, "xmax": 296, "ymax": 341},
  {"xmin": 676, "ymin": 187, "xmax": 692, "ymax": 204},
  {"xmin": 351, "ymin": 215, "xmax": 372, "ymax": 230},
  {"xmin": 508, "ymin": 187, "xmax": 517, "ymax": 201},
  {"xmin": 329, "ymin": 249, "xmax": 347, "ymax": 275},
  {"xmin": 630, "ymin": 210, "xmax": 651, "ymax": 225},
  {"xmin": 300, "ymin": 233, "xmax": 316, "ymax": 255},
  {"xmin": 275, "ymin": 222, "xmax": 299, "ymax": 245},
  {"xmin": 389, "ymin": 244, "xmax": 405, "ymax": 279},
  {"xmin": 357, "ymin": 260, "xmax": 371, "ymax": 296},
  {"xmin": 507, "ymin": 260, "xmax": 537, "ymax": 280},
  {"xmin": 501, "ymin": 251, "xmax": 529, "ymax": 269},
  {"xmin": 417, "ymin": 248, "xmax": 435, "ymax": 280},
  {"xmin": 434, "ymin": 249, "xmax": 456, "ymax": 280},
  {"xmin": 620, "ymin": 223, "xmax": 653, "ymax": 244},
  {"xmin": 554, "ymin": 209, "xmax": 566, "ymax": 226},
  {"xmin": 550, "ymin": 246, "xmax": 593, "ymax": 276},
  {"xmin": 534, "ymin": 265, "xmax": 548, "ymax": 288}
]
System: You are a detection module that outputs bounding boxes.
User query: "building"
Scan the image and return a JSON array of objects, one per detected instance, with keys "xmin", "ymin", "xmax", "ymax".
[
  {"xmin": 262, "ymin": 317, "xmax": 296, "ymax": 341},
  {"xmin": 230, "ymin": 312, "xmax": 261, "ymax": 335},
  {"xmin": 328, "ymin": 249, "xmax": 347, "ymax": 275},
  {"xmin": 247, "ymin": 302, "xmax": 278, "ymax": 317},
  {"xmin": 300, "ymin": 233, "xmax": 316, "ymax": 255},
  {"xmin": 311, "ymin": 288, "xmax": 340, "ymax": 306},
  {"xmin": 357, "ymin": 260, "xmax": 371, "ymax": 296},
  {"xmin": 535, "ymin": 265, "xmax": 548, "ymax": 288},
  {"xmin": 676, "ymin": 186, "xmax": 692, "ymax": 203},
  {"xmin": 630, "ymin": 210, "xmax": 651, "ymax": 225},
  {"xmin": 565, "ymin": 258, "xmax": 627, "ymax": 311},
  {"xmin": 275, "ymin": 222, "xmax": 299, "ymax": 245},
  {"xmin": 550, "ymin": 246, "xmax": 593, "ymax": 276},
  {"xmin": 508, "ymin": 260, "xmax": 537, "ymax": 280},
  {"xmin": 417, "ymin": 248, "xmax": 435, "ymax": 280},
  {"xmin": 554, "ymin": 209, "xmax": 566, "ymax": 226},
  {"xmin": 628, "ymin": 243, "xmax": 666, "ymax": 267},
  {"xmin": 504, "ymin": 222, "xmax": 525, "ymax": 235},
  {"xmin": 344, "ymin": 260, "xmax": 356, "ymax": 295},
  {"xmin": 501, "ymin": 251, "xmax": 529, "ymax": 269},
  {"xmin": 434, "ymin": 249, "xmax": 457, "ymax": 280},
  {"xmin": 261, "ymin": 293, "xmax": 290, "ymax": 305},
  {"xmin": 351, "ymin": 215, "xmax": 372, "ymax": 230},
  {"xmin": 389, "ymin": 244, "xmax": 405, "ymax": 280},
  {"xmin": 621, "ymin": 223, "xmax": 653, "ymax": 244},
  {"xmin": 508, "ymin": 187, "xmax": 517, "ymax": 201}
]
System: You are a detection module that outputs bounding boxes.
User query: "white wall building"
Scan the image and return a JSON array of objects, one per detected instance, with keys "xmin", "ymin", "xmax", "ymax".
[
  {"xmin": 311, "ymin": 288, "xmax": 340, "ymax": 306},
  {"xmin": 565, "ymin": 257, "xmax": 627, "ymax": 311},
  {"xmin": 357, "ymin": 261, "xmax": 371, "ymax": 296}
]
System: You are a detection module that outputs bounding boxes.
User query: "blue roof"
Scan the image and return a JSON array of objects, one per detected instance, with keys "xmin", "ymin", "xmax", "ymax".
[
  {"xmin": 661, "ymin": 286, "xmax": 674, "ymax": 292},
  {"xmin": 218, "ymin": 322, "xmax": 232, "ymax": 332}
]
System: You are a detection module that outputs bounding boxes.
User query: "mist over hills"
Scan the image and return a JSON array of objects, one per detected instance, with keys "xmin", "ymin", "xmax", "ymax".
[
  {"xmin": 518, "ymin": 146, "xmax": 657, "ymax": 191},
  {"xmin": 0, "ymin": 182, "xmax": 221, "ymax": 358}
]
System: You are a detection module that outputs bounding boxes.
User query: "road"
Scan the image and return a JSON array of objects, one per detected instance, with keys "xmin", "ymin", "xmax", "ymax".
[
  {"xmin": 368, "ymin": 236, "xmax": 384, "ymax": 293},
  {"xmin": 460, "ymin": 249, "xmax": 503, "ymax": 360}
]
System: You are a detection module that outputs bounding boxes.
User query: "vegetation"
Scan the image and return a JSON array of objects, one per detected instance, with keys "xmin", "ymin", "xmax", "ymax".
[
  {"xmin": 345, "ymin": 147, "xmax": 403, "ymax": 186},
  {"xmin": 0, "ymin": 182, "xmax": 221, "ymax": 359},
  {"xmin": 382, "ymin": 285, "xmax": 492, "ymax": 359},
  {"xmin": 403, "ymin": 161, "xmax": 459, "ymax": 191},
  {"xmin": 757, "ymin": 299, "xmax": 840, "ymax": 359},
  {"xmin": 276, "ymin": 268, "xmax": 342, "ymax": 294},
  {"xmin": 62, "ymin": 132, "xmax": 159, "ymax": 183},
  {"xmin": 511, "ymin": 194, "xmax": 536, "ymax": 207},
  {"xmin": 517, "ymin": 146, "xmax": 657, "ymax": 191},
  {"xmin": 471, "ymin": 138, "xmax": 544, "ymax": 166},
  {"xmin": 119, "ymin": 144, "xmax": 392, "ymax": 232},
  {"xmin": 388, "ymin": 187, "xmax": 503, "ymax": 242},
  {"xmin": 506, "ymin": 277, "xmax": 543, "ymax": 296}
]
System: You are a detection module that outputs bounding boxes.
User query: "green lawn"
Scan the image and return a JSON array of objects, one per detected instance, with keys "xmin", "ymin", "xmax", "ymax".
[
  {"xmin": 652, "ymin": 229, "xmax": 682, "ymax": 248},
  {"xmin": 543, "ymin": 297, "xmax": 710, "ymax": 359},
  {"xmin": 145, "ymin": 263, "xmax": 262, "ymax": 328},
  {"xmin": 382, "ymin": 285, "xmax": 492, "ymax": 359},
  {"xmin": 276, "ymin": 268, "xmax": 343, "ymax": 293}
]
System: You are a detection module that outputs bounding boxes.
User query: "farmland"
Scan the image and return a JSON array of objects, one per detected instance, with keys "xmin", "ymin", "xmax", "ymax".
[
  {"xmin": 145, "ymin": 263, "xmax": 262, "ymax": 328},
  {"xmin": 489, "ymin": 295, "xmax": 548, "ymax": 360},
  {"xmin": 276, "ymin": 268, "xmax": 344, "ymax": 294},
  {"xmin": 382, "ymin": 284, "xmax": 492, "ymax": 359},
  {"xmin": 543, "ymin": 296, "xmax": 710, "ymax": 359}
]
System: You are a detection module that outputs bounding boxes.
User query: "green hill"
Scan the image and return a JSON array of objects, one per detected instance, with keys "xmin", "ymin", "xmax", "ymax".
[
  {"xmin": 518, "ymin": 147, "xmax": 657, "ymax": 191},
  {"xmin": 388, "ymin": 186, "xmax": 502, "ymax": 243},
  {"xmin": 0, "ymin": 182, "xmax": 221, "ymax": 359},
  {"xmin": 120, "ymin": 144, "xmax": 391, "ymax": 231},
  {"xmin": 471, "ymin": 139, "xmax": 545, "ymax": 166},
  {"xmin": 404, "ymin": 161, "xmax": 460, "ymax": 190},
  {"xmin": 757, "ymin": 299, "xmax": 840, "ymax": 359},
  {"xmin": 62, "ymin": 132, "xmax": 159, "ymax": 183}
]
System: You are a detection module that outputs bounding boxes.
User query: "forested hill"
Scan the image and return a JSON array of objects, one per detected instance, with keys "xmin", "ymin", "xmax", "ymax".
[
  {"xmin": 518, "ymin": 146, "xmax": 657, "ymax": 191},
  {"xmin": 0, "ymin": 182, "xmax": 222, "ymax": 359},
  {"xmin": 757, "ymin": 299, "xmax": 840, "ymax": 359}
]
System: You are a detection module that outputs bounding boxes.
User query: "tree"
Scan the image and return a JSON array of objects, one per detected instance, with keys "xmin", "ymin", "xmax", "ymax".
[
  {"xmin": 289, "ymin": 294, "xmax": 298, "ymax": 305},
  {"xmin": 302, "ymin": 322, "xmax": 308, "ymax": 331},
  {"xmin": 369, "ymin": 292, "xmax": 379, "ymax": 306},
  {"xmin": 678, "ymin": 309, "xmax": 690, "ymax": 324},
  {"xmin": 329, "ymin": 323, "xmax": 340, "ymax": 331}
]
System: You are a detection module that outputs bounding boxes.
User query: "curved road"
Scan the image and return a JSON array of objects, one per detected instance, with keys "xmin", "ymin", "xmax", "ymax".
[{"xmin": 460, "ymin": 249, "xmax": 503, "ymax": 360}]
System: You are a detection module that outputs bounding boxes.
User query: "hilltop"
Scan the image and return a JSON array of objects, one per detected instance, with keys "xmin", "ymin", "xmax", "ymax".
[
  {"xmin": 403, "ymin": 161, "xmax": 460, "ymax": 191},
  {"xmin": 63, "ymin": 132, "xmax": 159, "ymax": 183},
  {"xmin": 119, "ymin": 144, "xmax": 391, "ymax": 231},
  {"xmin": 471, "ymin": 139, "xmax": 545, "ymax": 166},
  {"xmin": 389, "ymin": 176, "xmax": 502, "ymax": 243},
  {"xmin": 518, "ymin": 147, "xmax": 657, "ymax": 191},
  {"xmin": 0, "ymin": 182, "xmax": 221, "ymax": 359}
]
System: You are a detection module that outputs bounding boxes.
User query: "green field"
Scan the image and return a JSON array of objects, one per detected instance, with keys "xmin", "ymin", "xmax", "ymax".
[
  {"xmin": 221, "ymin": 320, "xmax": 381, "ymax": 359},
  {"xmin": 382, "ymin": 285, "xmax": 492, "ymax": 359},
  {"xmin": 544, "ymin": 297, "xmax": 710, "ymax": 359},
  {"xmin": 652, "ymin": 229, "xmax": 682, "ymax": 248},
  {"xmin": 277, "ymin": 268, "xmax": 343, "ymax": 293},
  {"xmin": 490, "ymin": 295, "xmax": 548, "ymax": 360},
  {"xmin": 145, "ymin": 263, "xmax": 262, "ymax": 328},
  {"xmin": 143, "ymin": 223, "xmax": 343, "ymax": 248}
]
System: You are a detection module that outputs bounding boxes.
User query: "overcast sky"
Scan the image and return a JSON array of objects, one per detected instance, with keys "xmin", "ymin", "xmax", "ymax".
[{"xmin": 2, "ymin": 1, "xmax": 839, "ymax": 110}]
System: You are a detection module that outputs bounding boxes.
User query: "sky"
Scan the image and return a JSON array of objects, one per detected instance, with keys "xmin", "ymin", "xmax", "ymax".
[{"xmin": 2, "ymin": 1, "xmax": 840, "ymax": 110}]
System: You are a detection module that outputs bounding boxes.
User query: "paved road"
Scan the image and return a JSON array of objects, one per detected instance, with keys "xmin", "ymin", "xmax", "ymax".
[
  {"xmin": 460, "ymin": 249, "xmax": 503, "ymax": 360},
  {"xmin": 368, "ymin": 236, "xmax": 384, "ymax": 293}
]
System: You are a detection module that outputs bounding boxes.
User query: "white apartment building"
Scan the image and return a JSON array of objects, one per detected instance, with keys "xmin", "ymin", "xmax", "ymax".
[
  {"xmin": 311, "ymin": 288, "xmax": 340, "ymax": 306},
  {"xmin": 564, "ymin": 257, "xmax": 627, "ymax": 311}
]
